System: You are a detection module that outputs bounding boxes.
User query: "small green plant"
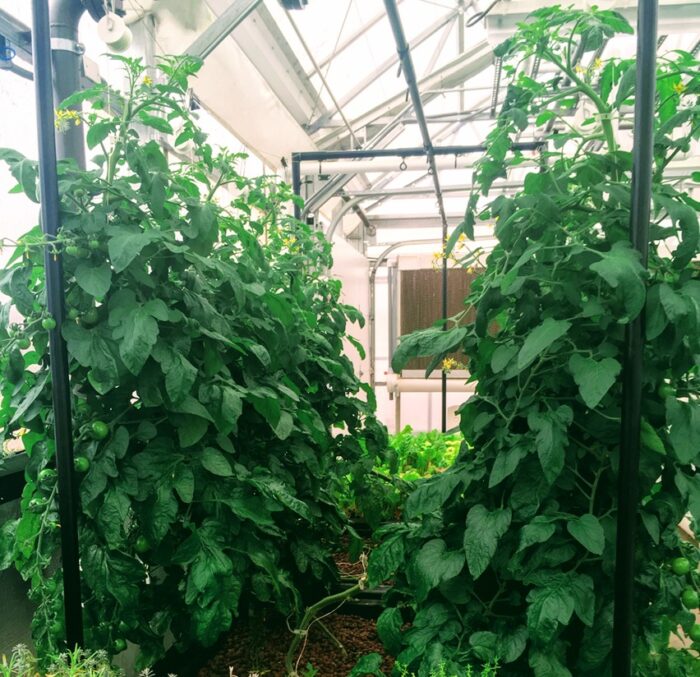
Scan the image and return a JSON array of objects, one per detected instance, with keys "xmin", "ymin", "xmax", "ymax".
[{"xmin": 0, "ymin": 644, "xmax": 122, "ymax": 676}]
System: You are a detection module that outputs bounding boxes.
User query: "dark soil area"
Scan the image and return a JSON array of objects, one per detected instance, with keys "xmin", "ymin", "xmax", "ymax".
[{"xmin": 198, "ymin": 614, "xmax": 393, "ymax": 677}]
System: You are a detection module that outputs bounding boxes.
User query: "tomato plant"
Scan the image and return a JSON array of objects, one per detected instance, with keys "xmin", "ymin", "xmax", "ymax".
[
  {"xmin": 0, "ymin": 55, "xmax": 386, "ymax": 667},
  {"xmin": 370, "ymin": 7, "xmax": 700, "ymax": 676}
]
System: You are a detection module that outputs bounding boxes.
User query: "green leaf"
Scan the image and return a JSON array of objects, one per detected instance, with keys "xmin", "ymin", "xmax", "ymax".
[
  {"xmin": 108, "ymin": 229, "xmax": 158, "ymax": 272},
  {"xmin": 529, "ymin": 650, "xmax": 572, "ymax": 677},
  {"xmin": 368, "ymin": 534, "xmax": 405, "ymax": 587},
  {"xmin": 405, "ymin": 471, "xmax": 462, "ymax": 518},
  {"xmin": 526, "ymin": 576, "xmax": 575, "ymax": 642},
  {"xmin": 518, "ymin": 516, "xmax": 557, "ymax": 552},
  {"xmin": 201, "ymin": 447, "xmax": 232, "ymax": 476},
  {"xmin": 463, "ymin": 504, "xmax": 511, "ymax": 579},
  {"xmin": 412, "ymin": 539, "xmax": 464, "ymax": 602},
  {"xmin": 392, "ymin": 326, "xmax": 466, "ymax": 373},
  {"xmin": 177, "ymin": 415, "xmax": 208, "ymax": 448},
  {"xmin": 469, "ymin": 631, "xmax": 498, "ymax": 661},
  {"xmin": 527, "ymin": 406, "xmax": 572, "ymax": 484},
  {"xmin": 501, "ymin": 626, "xmax": 528, "ymax": 663},
  {"xmin": 589, "ymin": 242, "xmax": 646, "ymax": 320},
  {"xmin": 137, "ymin": 112, "xmax": 174, "ymax": 134},
  {"xmin": 273, "ymin": 411, "xmax": 294, "ymax": 441},
  {"xmin": 376, "ymin": 608, "xmax": 403, "ymax": 655},
  {"xmin": 173, "ymin": 466, "xmax": 195, "ymax": 503},
  {"xmin": 568, "ymin": 354, "xmax": 621, "ymax": 409},
  {"xmin": 666, "ymin": 398, "xmax": 700, "ymax": 463},
  {"xmin": 517, "ymin": 318, "xmax": 571, "ymax": 371},
  {"xmin": 119, "ymin": 307, "xmax": 159, "ymax": 375},
  {"xmin": 491, "ymin": 343, "xmax": 517, "ymax": 374},
  {"xmin": 489, "ymin": 445, "xmax": 526, "ymax": 487},
  {"xmin": 614, "ymin": 63, "xmax": 636, "ymax": 106},
  {"xmin": 348, "ymin": 653, "xmax": 383, "ymax": 677},
  {"xmin": 74, "ymin": 262, "xmax": 112, "ymax": 298},
  {"xmin": 567, "ymin": 514, "xmax": 605, "ymax": 555}
]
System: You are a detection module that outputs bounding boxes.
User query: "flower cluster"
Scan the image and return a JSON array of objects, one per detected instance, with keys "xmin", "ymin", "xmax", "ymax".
[{"xmin": 54, "ymin": 108, "xmax": 81, "ymax": 133}]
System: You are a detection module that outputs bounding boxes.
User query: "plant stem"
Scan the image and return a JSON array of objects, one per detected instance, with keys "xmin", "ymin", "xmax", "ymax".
[{"xmin": 284, "ymin": 583, "xmax": 361, "ymax": 676}]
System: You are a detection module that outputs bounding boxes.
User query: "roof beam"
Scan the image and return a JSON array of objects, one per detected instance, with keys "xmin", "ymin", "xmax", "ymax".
[
  {"xmin": 307, "ymin": 8, "xmax": 458, "ymax": 134},
  {"xmin": 186, "ymin": 0, "xmax": 262, "ymax": 60},
  {"xmin": 232, "ymin": 2, "xmax": 328, "ymax": 125},
  {"xmin": 315, "ymin": 40, "xmax": 493, "ymax": 149}
]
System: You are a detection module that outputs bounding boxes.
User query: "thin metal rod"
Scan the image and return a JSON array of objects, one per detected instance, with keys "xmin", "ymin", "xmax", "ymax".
[
  {"xmin": 291, "ymin": 155, "xmax": 302, "ymax": 219},
  {"xmin": 612, "ymin": 1, "xmax": 658, "ymax": 674},
  {"xmin": 285, "ymin": 9, "xmax": 361, "ymax": 148},
  {"xmin": 31, "ymin": 0, "xmax": 83, "ymax": 649},
  {"xmin": 383, "ymin": 0, "xmax": 452, "ymax": 432}
]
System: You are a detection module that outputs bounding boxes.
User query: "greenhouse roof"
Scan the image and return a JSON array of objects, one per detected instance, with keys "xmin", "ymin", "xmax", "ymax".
[{"xmin": 0, "ymin": 0, "xmax": 699, "ymax": 251}]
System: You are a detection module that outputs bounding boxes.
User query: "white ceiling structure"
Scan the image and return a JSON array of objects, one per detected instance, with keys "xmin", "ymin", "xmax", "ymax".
[{"xmin": 1, "ymin": 0, "xmax": 699, "ymax": 256}]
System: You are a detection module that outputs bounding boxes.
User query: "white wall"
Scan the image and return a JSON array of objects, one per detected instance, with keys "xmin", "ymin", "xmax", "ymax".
[{"xmin": 330, "ymin": 236, "xmax": 370, "ymax": 382}]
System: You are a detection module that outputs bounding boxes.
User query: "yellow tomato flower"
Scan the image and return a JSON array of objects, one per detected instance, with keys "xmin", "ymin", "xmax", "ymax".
[
  {"xmin": 673, "ymin": 81, "xmax": 686, "ymax": 95},
  {"xmin": 593, "ymin": 57, "xmax": 603, "ymax": 70},
  {"xmin": 441, "ymin": 357, "xmax": 458, "ymax": 372},
  {"xmin": 143, "ymin": 75, "xmax": 153, "ymax": 86},
  {"xmin": 54, "ymin": 109, "xmax": 81, "ymax": 132},
  {"xmin": 575, "ymin": 64, "xmax": 586, "ymax": 75}
]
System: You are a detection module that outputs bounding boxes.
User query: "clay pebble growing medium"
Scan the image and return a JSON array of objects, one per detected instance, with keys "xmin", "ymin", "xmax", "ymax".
[{"xmin": 198, "ymin": 614, "xmax": 393, "ymax": 677}]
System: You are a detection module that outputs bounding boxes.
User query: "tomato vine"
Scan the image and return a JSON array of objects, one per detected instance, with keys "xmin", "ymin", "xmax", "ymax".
[
  {"xmin": 372, "ymin": 7, "xmax": 700, "ymax": 676},
  {"xmin": 0, "ymin": 55, "xmax": 386, "ymax": 667}
]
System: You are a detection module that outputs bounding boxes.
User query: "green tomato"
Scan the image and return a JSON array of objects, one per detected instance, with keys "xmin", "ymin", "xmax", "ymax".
[
  {"xmin": 690, "ymin": 624, "xmax": 700, "ymax": 643},
  {"xmin": 91, "ymin": 420, "xmax": 109, "ymax": 439},
  {"xmin": 73, "ymin": 456, "xmax": 90, "ymax": 473},
  {"xmin": 28, "ymin": 497, "xmax": 46, "ymax": 511},
  {"xmin": 41, "ymin": 317, "xmax": 57, "ymax": 331},
  {"xmin": 38, "ymin": 468, "xmax": 56, "ymax": 482},
  {"xmin": 671, "ymin": 557, "xmax": 692, "ymax": 576},
  {"xmin": 17, "ymin": 337, "xmax": 30, "ymax": 349},
  {"xmin": 64, "ymin": 245, "xmax": 80, "ymax": 257},
  {"xmin": 82, "ymin": 308, "xmax": 99, "ymax": 325},
  {"xmin": 88, "ymin": 239, "xmax": 101, "ymax": 251},
  {"xmin": 682, "ymin": 588, "xmax": 699, "ymax": 609},
  {"xmin": 117, "ymin": 620, "xmax": 131, "ymax": 634},
  {"xmin": 112, "ymin": 638, "xmax": 127, "ymax": 653},
  {"xmin": 67, "ymin": 307, "xmax": 80, "ymax": 321},
  {"xmin": 134, "ymin": 535, "xmax": 150, "ymax": 554},
  {"xmin": 657, "ymin": 382, "xmax": 675, "ymax": 399}
]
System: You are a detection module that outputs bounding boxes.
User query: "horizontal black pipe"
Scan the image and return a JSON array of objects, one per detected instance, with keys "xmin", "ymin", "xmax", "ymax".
[{"xmin": 292, "ymin": 142, "xmax": 542, "ymax": 163}]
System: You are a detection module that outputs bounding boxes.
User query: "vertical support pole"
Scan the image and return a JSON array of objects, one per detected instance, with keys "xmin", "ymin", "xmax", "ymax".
[
  {"xmin": 49, "ymin": 0, "xmax": 86, "ymax": 168},
  {"xmin": 441, "ymin": 219, "xmax": 448, "ymax": 433},
  {"xmin": 31, "ymin": 0, "xmax": 83, "ymax": 649},
  {"xmin": 291, "ymin": 153, "xmax": 302, "ymax": 220},
  {"xmin": 612, "ymin": 1, "xmax": 657, "ymax": 674}
]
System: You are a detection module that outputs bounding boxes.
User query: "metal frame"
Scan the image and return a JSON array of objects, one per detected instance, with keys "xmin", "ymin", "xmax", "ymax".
[{"xmin": 185, "ymin": 0, "xmax": 262, "ymax": 60}]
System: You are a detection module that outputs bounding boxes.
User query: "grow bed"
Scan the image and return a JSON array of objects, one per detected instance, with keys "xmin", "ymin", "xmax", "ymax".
[{"xmin": 197, "ymin": 614, "xmax": 394, "ymax": 677}]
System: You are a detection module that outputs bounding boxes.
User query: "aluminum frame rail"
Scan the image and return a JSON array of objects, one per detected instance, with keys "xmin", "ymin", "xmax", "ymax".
[
  {"xmin": 393, "ymin": 0, "xmax": 467, "ymax": 433},
  {"xmin": 612, "ymin": 1, "xmax": 658, "ymax": 674},
  {"xmin": 31, "ymin": 0, "xmax": 83, "ymax": 649}
]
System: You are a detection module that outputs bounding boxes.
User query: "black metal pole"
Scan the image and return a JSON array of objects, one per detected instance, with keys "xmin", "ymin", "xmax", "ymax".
[
  {"xmin": 291, "ymin": 152, "xmax": 302, "ymax": 220},
  {"xmin": 612, "ymin": 1, "xmax": 657, "ymax": 674},
  {"xmin": 31, "ymin": 0, "xmax": 83, "ymax": 649}
]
